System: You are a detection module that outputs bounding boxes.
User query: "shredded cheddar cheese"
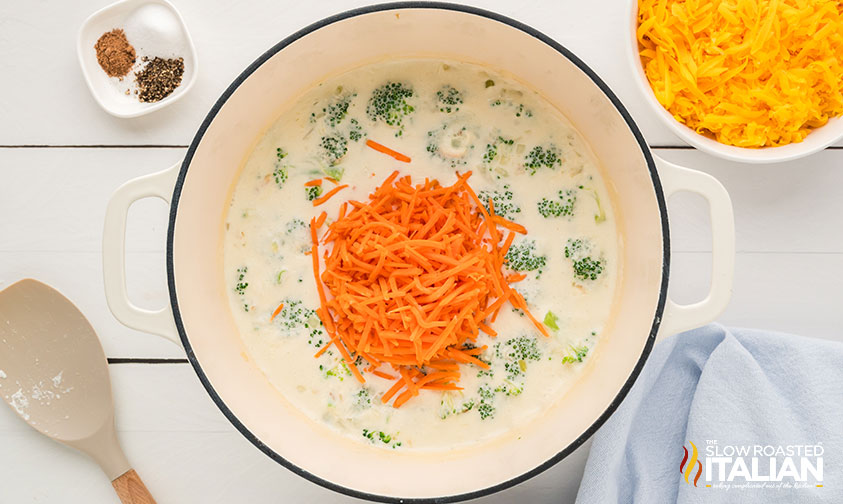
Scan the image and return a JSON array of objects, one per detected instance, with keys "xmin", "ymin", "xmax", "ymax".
[{"xmin": 638, "ymin": 0, "xmax": 843, "ymax": 147}]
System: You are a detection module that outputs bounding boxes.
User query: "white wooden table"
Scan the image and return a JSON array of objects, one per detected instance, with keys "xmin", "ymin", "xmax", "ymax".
[{"xmin": 1, "ymin": 1, "xmax": 841, "ymax": 502}]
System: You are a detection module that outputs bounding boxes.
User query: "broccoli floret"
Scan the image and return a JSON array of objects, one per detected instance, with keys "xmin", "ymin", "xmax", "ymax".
[
  {"xmin": 425, "ymin": 129, "xmax": 438, "ymax": 155},
  {"xmin": 272, "ymin": 166, "xmax": 288, "ymax": 188},
  {"xmin": 564, "ymin": 238, "xmax": 587, "ymax": 257},
  {"xmin": 436, "ymin": 85, "xmax": 463, "ymax": 113},
  {"xmin": 362, "ymin": 429, "xmax": 402, "ymax": 448},
  {"xmin": 285, "ymin": 218, "xmax": 306, "ymax": 233},
  {"xmin": 272, "ymin": 148, "xmax": 289, "ymax": 189},
  {"xmin": 477, "ymin": 368, "xmax": 494, "ymax": 378},
  {"xmin": 348, "ymin": 118, "xmax": 364, "ymax": 142},
  {"xmin": 306, "ymin": 185, "xmax": 323, "ymax": 201},
  {"xmin": 483, "ymin": 144, "xmax": 496, "ymax": 163},
  {"xmin": 564, "ymin": 238, "xmax": 606, "ymax": 282},
  {"xmin": 524, "ymin": 144, "xmax": 562, "ymax": 174},
  {"xmin": 366, "ymin": 82, "xmax": 415, "ymax": 137},
  {"xmin": 579, "ymin": 185, "xmax": 607, "ymax": 223},
  {"xmin": 323, "ymin": 92, "xmax": 356, "ymax": 127},
  {"xmin": 504, "ymin": 240, "xmax": 547, "ymax": 276},
  {"xmin": 495, "ymin": 335, "xmax": 542, "ymax": 381},
  {"xmin": 537, "ymin": 189, "xmax": 576, "ymax": 218},
  {"xmin": 439, "ymin": 394, "xmax": 476, "ymax": 419},
  {"xmin": 234, "ymin": 267, "xmax": 248, "ymax": 295},
  {"xmin": 353, "ymin": 389, "xmax": 371, "ymax": 408},
  {"xmin": 494, "ymin": 382, "xmax": 524, "ymax": 396},
  {"xmin": 561, "ymin": 344, "xmax": 589, "ymax": 364},
  {"xmin": 502, "ymin": 361, "xmax": 526, "ymax": 383},
  {"xmin": 490, "ymin": 97, "xmax": 532, "ymax": 118},
  {"xmin": 514, "ymin": 103, "xmax": 533, "ymax": 118},
  {"xmin": 477, "ymin": 402, "xmax": 495, "ymax": 420},
  {"xmin": 482, "ymin": 136, "xmax": 515, "ymax": 164},
  {"xmin": 485, "ymin": 79, "xmax": 495, "ymax": 88},
  {"xmin": 281, "ymin": 218, "xmax": 311, "ymax": 254},
  {"xmin": 320, "ymin": 134, "xmax": 348, "ymax": 165},
  {"xmin": 273, "ymin": 299, "xmax": 321, "ymax": 331},
  {"xmin": 573, "ymin": 257, "xmax": 604, "ymax": 281},
  {"xmin": 496, "ymin": 335, "xmax": 542, "ymax": 362},
  {"xmin": 476, "ymin": 384, "xmax": 496, "ymax": 420},
  {"xmin": 307, "ymin": 328, "xmax": 324, "ymax": 348},
  {"xmin": 234, "ymin": 267, "xmax": 249, "ymax": 312},
  {"xmin": 477, "ymin": 184, "xmax": 521, "ymax": 220}
]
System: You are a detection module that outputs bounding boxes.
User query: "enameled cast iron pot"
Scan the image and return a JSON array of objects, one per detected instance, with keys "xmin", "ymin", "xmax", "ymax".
[{"xmin": 102, "ymin": 3, "xmax": 735, "ymax": 502}]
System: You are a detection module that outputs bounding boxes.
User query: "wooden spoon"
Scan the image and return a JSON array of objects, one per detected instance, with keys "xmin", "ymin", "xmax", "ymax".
[{"xmin": 0, "ymin": 279, "xmax": 155, "ymax": 503}]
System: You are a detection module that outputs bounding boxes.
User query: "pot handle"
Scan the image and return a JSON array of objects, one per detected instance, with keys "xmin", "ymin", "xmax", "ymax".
[
  {"xmin": 103, "ymin": 163, "xmax": 181, "ymax": 344},
  {"xmin": 654, "ymin": 156, "xmax": 735, "ymax": 339}
]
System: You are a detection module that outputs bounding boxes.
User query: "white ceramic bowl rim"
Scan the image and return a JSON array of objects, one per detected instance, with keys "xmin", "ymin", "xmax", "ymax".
[{"xmin": 166, "ymin": 2, "xmax": 669, "ymax": 502}]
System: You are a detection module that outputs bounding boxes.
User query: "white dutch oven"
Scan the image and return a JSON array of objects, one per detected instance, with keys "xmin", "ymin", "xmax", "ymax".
[{"xmin": 102, "ymin": 3, "xmax": 735, "ymax": 502}]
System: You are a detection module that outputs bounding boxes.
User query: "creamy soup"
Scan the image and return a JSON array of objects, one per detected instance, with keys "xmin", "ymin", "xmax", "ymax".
[{"xmin": 223, "ymin": 59, "xmax": 619, "ymax": 451}]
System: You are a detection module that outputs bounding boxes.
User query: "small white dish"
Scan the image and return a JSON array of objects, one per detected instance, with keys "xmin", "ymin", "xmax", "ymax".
[
  {"xmin": 625, "ymin": 0, "xmax": 843, "ymax": 163},
  {"xmin": 77, "ymin": 0, "xmax": 198, "ymax": 118}
]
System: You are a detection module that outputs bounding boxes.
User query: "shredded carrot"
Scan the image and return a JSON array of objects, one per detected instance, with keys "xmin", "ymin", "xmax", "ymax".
[
  {"xmin": 372, "ymin": 369, "xmax": 397, "ymax": 380},
  {"xmin": 309, "ymin": 170, "xmax": 546, "ymax": 408},
  {"xmin": 312, "ymin": 184, "xmax": 349, "ymax": 207},
  {"xmin": 314, "ymin": 211, "xmax": 327, "ymax": 229},
  {"xmin": 325, "ymin": 177, "xmax": 340, "ymax": 185},
  {"xmin": 270, "ymin": 302, "xmax": 284, "ymax": 322},
  {"xmin": 365, "ymin": 139, "xmax": 412, "ymax": 163},
  {"xmin": 304, "ymin": 179, "xmax": 323, "ymax": 187},
  {"xmin": 505, "ymin": 273, "xmax": 527, "ymax": 283}
]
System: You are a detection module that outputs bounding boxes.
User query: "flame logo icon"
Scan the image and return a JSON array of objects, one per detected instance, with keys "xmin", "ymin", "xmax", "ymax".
[{"xmin": 680, "ymin": 441, "xmax": 703, "ymax": 487}]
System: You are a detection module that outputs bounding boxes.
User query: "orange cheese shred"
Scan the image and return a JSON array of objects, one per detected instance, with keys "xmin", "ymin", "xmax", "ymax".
[{"xmin": 638, "ymin": 0, "xmax": 843, "ymax": 147}]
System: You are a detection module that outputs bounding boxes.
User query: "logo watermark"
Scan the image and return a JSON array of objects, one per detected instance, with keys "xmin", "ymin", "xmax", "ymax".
[{"xmin": 679, "ymin": 440, "xmax": 824, "ymax": 490}]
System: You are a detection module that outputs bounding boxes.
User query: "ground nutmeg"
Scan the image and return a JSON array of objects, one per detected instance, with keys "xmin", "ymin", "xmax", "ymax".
[{"xmin": 94, "ymin": 29, "xmax": 136, "ymax": 78}]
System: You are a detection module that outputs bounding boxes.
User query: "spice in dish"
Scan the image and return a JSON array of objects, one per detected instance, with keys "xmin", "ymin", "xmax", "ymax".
[
  {"xmin": 223, "ymin": 59, "xmax": 618, "ymax": 450},
  {"xmin": 135, "ymin": 56, "xmax": 184, "ymax": 103},
  {"xmin": 94, "ymin": 29, "xmax": 136, "ymax": 78},
  {"xmin": 92, "ymin": 25, "xmax": 186, "ymax": 103},
  {"xmin": 637, "ymin": 0, "xmax": 843, "ymax": 147}
]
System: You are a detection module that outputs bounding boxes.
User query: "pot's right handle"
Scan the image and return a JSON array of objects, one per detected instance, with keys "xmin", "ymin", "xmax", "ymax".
[
  {"xmin": 654, "ymin": 156, "xmax": 735, "ymax": 340},
  {"xmin": 103, "ymin": 164, "xmax": 181, "ymax": 344}
]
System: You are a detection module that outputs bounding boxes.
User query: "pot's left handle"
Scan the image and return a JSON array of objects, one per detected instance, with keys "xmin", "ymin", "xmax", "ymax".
[{"xmin": 103, "ymin": 164, "xmax": 181, "ymax": 344}]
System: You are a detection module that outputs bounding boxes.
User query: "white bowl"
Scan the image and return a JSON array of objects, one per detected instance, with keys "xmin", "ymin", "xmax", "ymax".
[
  {"xmin": 626, "ymin": 0, "xmax": 843, "ymax": 163},
  {"xmin": 77, "ymin": 0, "xmax": 198, "ymax": 118}
]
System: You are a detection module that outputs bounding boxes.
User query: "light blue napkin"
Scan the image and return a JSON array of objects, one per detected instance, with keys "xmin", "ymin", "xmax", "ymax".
[{"xmin": 575, "ymin": 324, "xmax": 842, "ymax": 503}]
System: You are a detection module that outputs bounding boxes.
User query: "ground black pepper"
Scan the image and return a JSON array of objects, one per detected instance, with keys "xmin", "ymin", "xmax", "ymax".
[{"xmin": 135, "ymin": 56, "xmax": 184, "ymax": 103}]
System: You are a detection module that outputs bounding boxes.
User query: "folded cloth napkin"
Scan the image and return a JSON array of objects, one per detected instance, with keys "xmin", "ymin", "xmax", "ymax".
[{"xmin": 575, "ymin": 324, "xmax": 842, "ymax": 504}]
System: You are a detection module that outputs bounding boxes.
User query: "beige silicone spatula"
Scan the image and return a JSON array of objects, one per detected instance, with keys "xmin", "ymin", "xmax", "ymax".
[{"xmin": 0, "ymin": 278, "xmax": 156, "ymax": 503}]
